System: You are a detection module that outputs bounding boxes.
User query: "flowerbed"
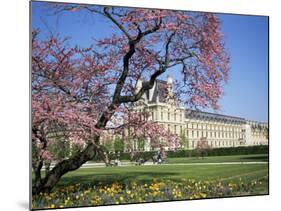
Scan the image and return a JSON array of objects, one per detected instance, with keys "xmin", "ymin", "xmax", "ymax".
[{"xmin": 32, "ymin": 178, "xmax": 268, "ymax": 209}]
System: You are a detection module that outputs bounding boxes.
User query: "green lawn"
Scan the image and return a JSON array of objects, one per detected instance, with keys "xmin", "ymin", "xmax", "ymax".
[
  {"xmin": 36, "ymin": 154, "xmax": 269, "ymax": 192},
  {"xmin": 32, "ymin": 154, "xmax": 269, "ymax": 209},
  {"xmin": 57, "ymin": 154, "xmax": 268, "ymax": 194}
]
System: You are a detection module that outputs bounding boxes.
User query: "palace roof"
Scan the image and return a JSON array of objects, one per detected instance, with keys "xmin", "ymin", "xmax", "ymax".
[
  {"xmin": 145, "ymin": 79, "xmax": 168, "ymax": 103},
  {"xmin": 185, "ymin": 109, "xmax": 246, "ymax": 124},
  {"xmin": 143, "ymin": 79, "xmax": 265, "ymax": 125}
]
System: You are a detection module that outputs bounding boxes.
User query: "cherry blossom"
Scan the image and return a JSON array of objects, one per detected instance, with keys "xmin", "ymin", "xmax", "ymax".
[{"xmin": 32, "ymin": 5, "xmax": 229, "ymax": 194}]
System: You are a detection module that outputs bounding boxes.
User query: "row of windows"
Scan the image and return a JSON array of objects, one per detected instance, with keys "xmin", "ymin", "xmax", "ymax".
[
  {"xmin": 167, "ymin": 124, "xmax": 183, "ymax": 134},
  {"xmin": 189, "ymin": 130, "xmax": 243, "ymax": 139},
  {"xmin": 252, "ymin": 142, "xmax": 267, "ymax": 145},
  {"xmin": 135, "ymin": 109, "xmax": 243, "ymax": 139},
  {"xmin": 252, "ymin": 132, "xmax": 267, "ymax": 136},
  {"xmin": 187, "ymin": 123, "xmax": 242, "ymax": 132},
  {"xmin": 191, "ymin": 140, "xmax": 240, "ymax": 148},
  {"xmin": 164, "ymin": 124, "xmax": 244, "ymax": 139},
  {"xmin": 161, "ymin": 111, "xmax": 183, "ymax": 122},
  {"xmin": 137, "ymin": 110, "xmax": 242, "ymax": 133}
]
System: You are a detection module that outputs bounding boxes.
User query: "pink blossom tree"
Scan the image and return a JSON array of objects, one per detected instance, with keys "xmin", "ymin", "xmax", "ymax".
[
  {"xmin": 32, "ymin": 4, "xmax": 229, "ymax": 194},
  {"xmin": 112, "ymin": 107, "xmax": 180, "ymax": 154},
  {"xmin": 196, "ymin": 137, "xmax": 211, "ymax": 158}
]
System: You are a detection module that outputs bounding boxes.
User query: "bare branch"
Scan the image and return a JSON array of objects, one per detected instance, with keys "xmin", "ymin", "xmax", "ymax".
[{"xmin": 103, "ymin": 7, "xmax": 132, "ymax": 41}]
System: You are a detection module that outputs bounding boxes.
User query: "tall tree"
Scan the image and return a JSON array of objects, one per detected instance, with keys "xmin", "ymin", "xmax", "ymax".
[{"xmin": 32, "ymin": 4, "xmax": 229, "ymax": 194}]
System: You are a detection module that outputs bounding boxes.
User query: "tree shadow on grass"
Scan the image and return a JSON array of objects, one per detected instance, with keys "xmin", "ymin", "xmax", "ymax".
[
  {"xmin": 239, "ymin": 155, "xmax": 269, "ymax": 162},
  {"xmin": 57, "ymin": 171, "xmax": 179, "ymax": 188}
]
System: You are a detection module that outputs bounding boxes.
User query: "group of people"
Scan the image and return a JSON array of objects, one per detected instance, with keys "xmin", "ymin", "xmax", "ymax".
[
  {"xmin": 137, "ymin": 145, "xmax": 167, "ymax": 165},
  {"xmin": 104, "ymin": 151, "xmax": 121, "ymax": 166},
  {"xmin": 153, "ymin": 147, "xmax": 166, "ymax": 164},
  {"xmin": 105, "ymin": 145, "xmax": 167, "ymax": 166}
]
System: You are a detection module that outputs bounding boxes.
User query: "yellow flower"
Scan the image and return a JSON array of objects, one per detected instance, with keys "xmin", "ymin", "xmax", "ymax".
[
  {"xmin": 228, "ymin": 183, "xmax": 236, "ymax": 188},
  {"xmin": 91, "ymin": 196, "xmax": 101, "ymax": 205},
  {"xmin": 84, "ymin": 190, "xmax": 91, "ymax": 195},
  {"xmin": 199, "ymin": 192, "xmax": 207, "ymax": 198}
]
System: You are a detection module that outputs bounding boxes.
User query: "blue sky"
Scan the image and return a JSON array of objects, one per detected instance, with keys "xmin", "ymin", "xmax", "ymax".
[
  {"xmin": 31, "ymin": 2, "xmax": 269, "ymax": 122},
  {"xmin": 218, "ymin": 14, "xmax": 268, "ymax": 122}
]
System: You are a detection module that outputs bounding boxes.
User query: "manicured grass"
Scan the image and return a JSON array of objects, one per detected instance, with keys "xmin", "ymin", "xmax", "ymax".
[
  {"xmin": 58, "ymin": 159, "xmax": 268, "ymax": 194},
  {"xmin": 36, "ymin": 154, "xmax": 269, "ymax": 194},
  {"xmin": 32, "ymin": 154, "xmax": 269, "ymax": 209}
]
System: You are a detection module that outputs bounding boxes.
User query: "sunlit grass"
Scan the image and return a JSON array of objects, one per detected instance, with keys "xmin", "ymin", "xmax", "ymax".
[{"xmin": 32, "ymin": 154, "xmax": 268, "ymax": 209}]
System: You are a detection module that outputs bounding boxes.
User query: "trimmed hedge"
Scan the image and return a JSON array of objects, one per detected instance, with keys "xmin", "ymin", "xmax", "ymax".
[
  {"xmin": 167, "ymin": 145, "xmax": 269, "ymax": 158},
  {"xmin": 92, "ymin": 145, "xmax": 268, "ymax": 161}
]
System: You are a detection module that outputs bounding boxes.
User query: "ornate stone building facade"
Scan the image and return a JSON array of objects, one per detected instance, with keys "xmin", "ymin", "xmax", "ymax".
[{"xmin": 132, "ymin": 75, "xmax": 268, "ymax": 151}]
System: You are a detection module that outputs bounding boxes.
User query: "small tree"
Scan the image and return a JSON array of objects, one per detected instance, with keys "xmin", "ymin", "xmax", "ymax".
[
  {"xmin": 180, "ymin": 130, "xmax": 189, "ymax": 149},
  {"xmin": 196, "ymin": 138, "xmax": 211, "ymax": 159},
  {"xmin": 114, "ymin": 137, "xmax": 125, "ymax": 152},
  {"xmin": 103, "ymin": 139, "xmax": 114, "ymax": 152}
]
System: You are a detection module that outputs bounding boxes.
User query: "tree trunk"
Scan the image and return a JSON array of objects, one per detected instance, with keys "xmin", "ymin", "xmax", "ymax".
[
  {"xmin": 32, "ymin": 141, "xmax": 102, "ymax": 195},
  {"xmin": 32, "ymin": 103, "xmax": 117, "ymax": 195},
  {"xmin": 32, "ymin": 160, "xmax": 43, "ymax": 194}
]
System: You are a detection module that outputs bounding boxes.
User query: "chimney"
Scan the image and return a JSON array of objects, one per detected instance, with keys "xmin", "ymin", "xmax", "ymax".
[
  {"xmin": 167, "ymin": 75, "xmax": 173, "ymax": 91},
  {"xmin": 167, "ymin": 75, "xmax": 173, "ymax": 85}
]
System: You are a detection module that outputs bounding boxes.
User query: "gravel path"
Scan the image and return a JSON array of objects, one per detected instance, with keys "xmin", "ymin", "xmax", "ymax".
[
  {"xmin": 43, "ymin": 161, "xmax": 268, "ymax": 170},
  {"xmin": 75, "ymin": 161, "xmax": 268, "ymax": 168}
]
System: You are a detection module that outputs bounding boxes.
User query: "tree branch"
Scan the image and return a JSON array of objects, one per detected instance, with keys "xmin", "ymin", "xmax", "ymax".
[
  {"xmin": 117, "ymin": 31, "xmax": 177, "ymax": 104},
  {"xmin": 103, "ymin": 7, "xmax": 132, "ymax": 41}
]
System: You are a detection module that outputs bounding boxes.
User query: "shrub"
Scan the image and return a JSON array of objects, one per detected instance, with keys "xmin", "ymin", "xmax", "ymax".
[
  {"xmin": 92, "ymin": 145, "xmax": 268, "ymax": 161},
  {"xmin": 167, "ymin": 145, "xmax": 268, "ymax": 158}
]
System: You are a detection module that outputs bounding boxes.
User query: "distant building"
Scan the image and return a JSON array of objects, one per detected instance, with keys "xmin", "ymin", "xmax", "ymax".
[{"xmin": 131, "ymin": 75, "xmax": 268, "ymax": 151}]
